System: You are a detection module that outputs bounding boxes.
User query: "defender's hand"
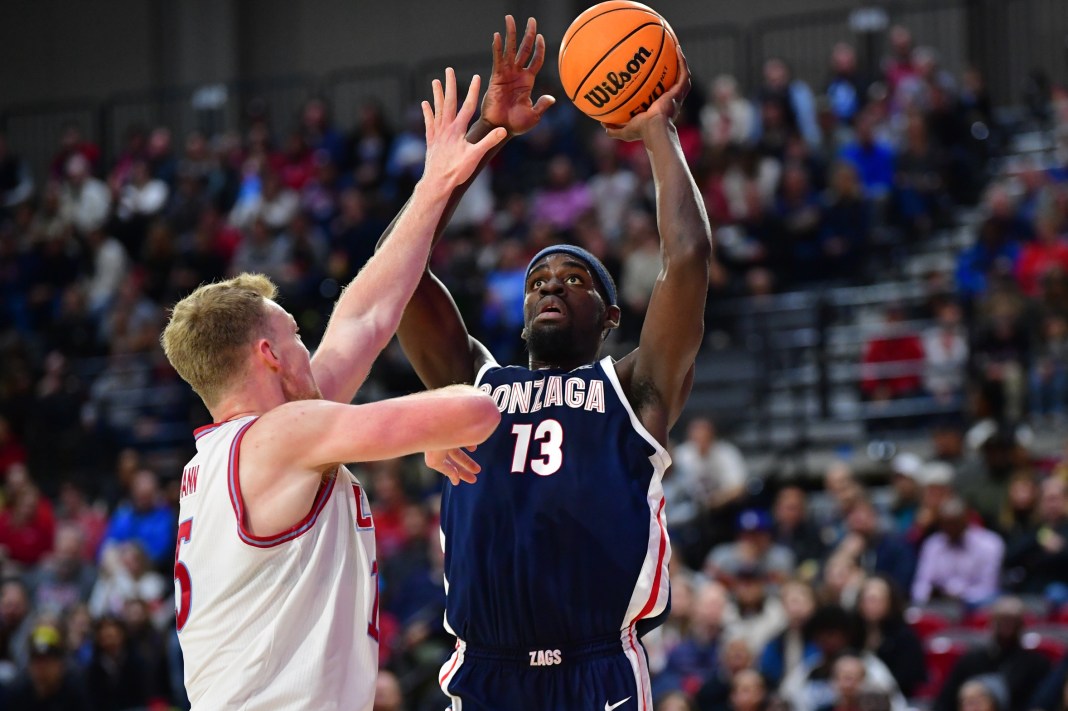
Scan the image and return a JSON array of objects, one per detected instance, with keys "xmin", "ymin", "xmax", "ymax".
[
  {"xmin": 479, "ymin": 15, "xmax": 555, "ymax": 136},
  {"xmin": 425, "ymin": 445, "xmax": 481, "ymax": 485},
  {"xmin": 422, "ymin": 69, "xmax": 508, "ymax": 189},
  {"xmin": 601, "ymin": 46, "xmax": 691, "ymax": 142}
]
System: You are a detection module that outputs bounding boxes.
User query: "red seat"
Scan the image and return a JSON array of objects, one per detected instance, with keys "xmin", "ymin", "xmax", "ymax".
[
  {"xmin": 906, "ymin": 607, "xmax": 953, "ymax": 640},
  {"xmin": 915, "ymin": 635, "xmax": 970, "ymax": 700},
  {"xmin": 965, "ymin": 607, "xmax": 1043, "ymax": 630}
]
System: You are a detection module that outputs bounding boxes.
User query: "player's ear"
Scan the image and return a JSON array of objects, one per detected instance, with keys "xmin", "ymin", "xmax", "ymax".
[
  {"xmin": 604, "ymin": 305, "xmax": 621, "ymax": 331},
  {"xmin": 256, "ymin": 338, "xmax": 281, "ymax": 371}
]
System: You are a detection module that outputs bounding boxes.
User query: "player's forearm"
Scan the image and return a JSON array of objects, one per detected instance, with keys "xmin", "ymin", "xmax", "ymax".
[
  {"xmin": 376, "ymin": 118, "xmax": 507, "ymax": 259},
  {"xmin": 642, "ymin": 117, "xmax": 712, "ymax": 267}
]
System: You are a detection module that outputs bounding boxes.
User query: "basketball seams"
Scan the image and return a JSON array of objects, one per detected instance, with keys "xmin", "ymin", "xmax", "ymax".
[
  {"xmin": 561, "ymin": 5, "xmax": 663, "ymax": 49},
  {"xmin": 565, "ymin": 21, "xmax": 664, "ymax": 102},
  {"xmin": 586, "ymin": 21, "xmax": 669, "ymax": 119}
]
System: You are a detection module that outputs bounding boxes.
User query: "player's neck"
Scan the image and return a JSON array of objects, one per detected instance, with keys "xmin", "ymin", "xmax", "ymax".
[
  {"xmin": 209, "ymin": 384, "xmax": 285, "ymax": 424},
  {"xmin": 528, "ymin": 353, "xmax": 597, "ymax": 372}
]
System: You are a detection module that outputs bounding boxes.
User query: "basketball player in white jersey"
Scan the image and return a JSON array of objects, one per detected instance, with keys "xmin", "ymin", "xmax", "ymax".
[{"xmin": 161, "ymin": 70, "xmax": 505, "ymax": 711}]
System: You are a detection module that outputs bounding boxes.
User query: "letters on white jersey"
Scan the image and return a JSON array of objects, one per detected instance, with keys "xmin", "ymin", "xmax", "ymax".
[{"xmin": 176, "ymin": 417, "xmax": 378, "ymax": 711}]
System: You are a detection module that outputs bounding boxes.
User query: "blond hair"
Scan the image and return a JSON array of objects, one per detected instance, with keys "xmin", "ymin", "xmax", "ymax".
[{"xmin": 161, "ymin": 274, "xmax": 278, "ymax": 407}]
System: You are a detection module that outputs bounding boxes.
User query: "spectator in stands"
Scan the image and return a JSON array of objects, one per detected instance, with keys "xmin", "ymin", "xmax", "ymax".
[
  {"xmin": 114, "ymin": 159, "xmax": 169, "ymax": 255},
  {"xmin": 912, "ymin": 496, "xmax": 1003, "ymax": 605},
  {"xmin": 100, "ymin": 470, "xmax": 173, "ymax": 567},
  {"xmin": 834, "ymin": 497, "xmax": 916, "ymax": 594},
  {"xmin": 374, "ymin": 670, "xmax": 405, "ymax": 711},
  {"xmin": 730, "ymin": 563, "xmax": 788, "ymax": 656},
  {"xmin": 49, "ymin": 123, "xmax": 101, "ymax": 181},
  {"xmin": 887, "ymin": 453, "xmax": 924, "ymax": 535},
  {"xmin": 695, "ymin": 633, "xmax": 757, "ymax": 711},
  {"xmin": 707, "ymin": 510, "xmax": 796, "ymax": 583},
  {"xmin": 272, "ymin": 130, "xmax": 316, "ymax": 192},
  {"xmin": 29, "ymin": 524, "xmax": 95, "ymax": 616},
  {"xmin": 857, "ymin": 575, "xmax": 926, "ymax": 697},
  {"xmin": 972, "ymin": 279, "xmax": 1032, "ymax": 423},
  {"xmin": 229, "ymin": 216, "xmax": 290, "ymax": 281},
  {"xmin": 923, "ymin": 299, "xmax": 970, "ymax": 405},
  {"xmin": 821, "ymin": 161, "xmax": 873, "ymax": 279},
  {"xmin": 1030, "ymin": 313, "xmax": 1068, "ymax": 418},
  {"xmin": 4, "ymin": 623, "xmax": 91, "ymax": 711},
  {"xmin": 530, "ymin": 154, "xmax": 592, "ymax": 232},
  {"xmin": 755, "ymin": 58, "xmax": 821, "ymax": 150},
  {"xmin": 587, "ymin": 134, "xmax": 639, "ymax": 241},
  {"xmin": 1017, "ymin": 212, "xmax": 1068, "ymax": 298},
  {"xmin": 674, "ymin": 418, "xmax": 748, "ymax": 546},
  {"xmin": 776, "ymin": 162, "xmax": 824, "ymax": 285},
  {"xmin": 619, "ymin": 211, "xmax": 665, "ymax": 341},
  {"xmin": 826, "ymin": 43, "xmax": 869, "ymax": 127},
  {"xmin": 85, "ymin": 614, "xmax": 150, "ymax": 710},
  {"xmin": 88, "ymin": 542, "xmax": 167, "ymax": 626},
  {"xmin": 83, "ymin": 226, "xmax": 128, "ymax": 315},
  {"xmin": 956, "ymin": 185, "xmax": 1028, "ymax": 298},
  {"xmin": 996, "ymin": 470, "xmax": 1039, "ymax": 541},
  {"xmin": 760, "ymin": 579, "xmax": 820, "ymax": 689},
  {"xmin": 893, "ymin": 111, "xmax": 946, "ymax": 238},
  {"xmin": 662, "ymin": 581, "xmax": 733, "ymax": 697},
  {"xmin": 658, "ymin": 692, "xmax": 697, "ymax": 711},
  {"xmin": 840, "ymin": 109, "xmax": 896, "ymax": 201},
  {"xmin": 1003, "ymin": 477, "xmax": 1068, "ymax": 599},
  {"xmin": 59, "ymin": 154, "xmax": 110, "ymax": 236},
  {"xmin": 347, "ymin": 101, "xmax": 393, "ymax": 192},
  {"xmin": 727, "ymin": 668, "xmax": 768, "ymax": 711},
  {"xmin": 0, "ymin": 479, "xmax": 55, "ymax": 567},
  {"xmin": 883, "ymin": 26, "xmax": 918, "ymax": 105},
  {"xmin": 861, "ymin": 303, "xmax": 925, "ymax": 404},
  {"xmin": 772, "ymin": 485, "xmax": 826, "ymax": 572},
  {"xmin": 780, "ymin": 605, "xmax": 905, "ymax": 711},
  {"xmin": 701, "ymin": 75, "xmax": 756, "ymax": 149},
  {"xmin": 229, "ymin": 168, "xmax": 299, "ymax": 232},
  {"xmin": 934, "ymin": 597, "xmax": 1050, "ymax": 711}
]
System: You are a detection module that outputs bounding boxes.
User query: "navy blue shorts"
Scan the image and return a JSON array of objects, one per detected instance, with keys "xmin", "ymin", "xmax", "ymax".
[{"xmin": 439, "ymin": 631, "xmax": 654, "ymax": 711}]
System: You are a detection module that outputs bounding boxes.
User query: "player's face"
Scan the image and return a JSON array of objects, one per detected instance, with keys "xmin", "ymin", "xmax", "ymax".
[
  {"xmin": 265, "ymin": 303, "xmax": 322, "ymax": 402},
  {"xmin": 522, "ymin": 254, "xmax": 616, "ymax": 365}
]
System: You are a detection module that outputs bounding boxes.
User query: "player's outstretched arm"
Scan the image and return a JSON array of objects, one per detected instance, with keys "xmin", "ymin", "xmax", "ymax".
[
  {"xmin": 238, "ymin": 386, "xmax": 500, "ymax": 536},
  {"xmin": 311, "ymin": 69, "xmax": 507, "ymax": 404},
  {"xmin": 606, "ymin": 49, "xmax": 713, "ymax": 433},
  {"xmin": 383, "ymin": 15, "xmax": 555, "ymax": 389}
]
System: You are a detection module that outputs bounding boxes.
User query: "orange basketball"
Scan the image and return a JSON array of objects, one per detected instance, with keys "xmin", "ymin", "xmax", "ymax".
[{"xmin": 559, "ymin": 1, "xmax": 680, "ymax": 125}]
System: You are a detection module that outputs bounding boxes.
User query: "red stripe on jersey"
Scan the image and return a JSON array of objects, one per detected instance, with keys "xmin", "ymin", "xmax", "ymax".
[
  {"xmin": 627, "ymin": 626, "xmax": 648, "ymax": 711},
  {"xmin": 634, "ymin": 497, "xmax": 667, "ymax": 621},
  {"xmin": 439, "ymin": 640, "xmax": 461, "ymax": 684},
  {"xmin": 227, "ymin": 418, "xmax": 335, "ymax": 548}
]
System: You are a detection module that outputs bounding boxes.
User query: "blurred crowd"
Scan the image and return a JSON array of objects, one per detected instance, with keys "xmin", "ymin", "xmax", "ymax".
[{"xmin": 1, "ymin": 20, "xmax": 1068, "ymax": 711}]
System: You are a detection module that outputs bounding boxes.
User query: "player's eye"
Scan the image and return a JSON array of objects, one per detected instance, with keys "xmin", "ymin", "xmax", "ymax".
[
  {"xmin": 532, "ymin": 279, "xmax": 544, "ymax": 289},
  {"xmin": 566, "ymin": 275, "xmax": 581, "ymax": 284}
]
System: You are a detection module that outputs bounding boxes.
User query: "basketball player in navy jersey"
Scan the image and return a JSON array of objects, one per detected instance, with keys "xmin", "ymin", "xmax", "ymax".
[{"xmin": 379, "ymin": 17, "xmax": 711, "ymax": 710}]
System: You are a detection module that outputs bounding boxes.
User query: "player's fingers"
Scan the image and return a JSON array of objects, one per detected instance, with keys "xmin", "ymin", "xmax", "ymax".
[
  {"xmin": 457, "ymin": 467, "xmax": 478, "ymax": 484},
  {"xmin": 464, "ymin": 444, "xmax": 478, "ymax": 453},
  {"xmin": 448, "ymin": 448, "xmax": 481, "ymax": 475},
  {"xmin": 503, "ymin": 15, "xmax": 517, "ymax": 61},
  {"xmin": 516, "ymin": 17, "xmax": 536, "ymax": 65},
  {"xmin": 673, "ymin": 46, "xmax": 692, "ymax": 99},
  {"xmin": 421, "ymin": 100, "xmax": 434, "ymax": 138},
  {"xmin": 492, "ymin": 32, "xmax": 503, "ymax": 67},
  {"xmin": 458, "ymin": 74, "xmax": 481, "ymax": 125},
  {"xmin": 532, "ymin": 94, "xmax": 556, "ymax": 117},
  {"xmin": 473, "ymin": 126, "xmax": 508, "ymax": 153},
  {"xmin": 528, "ymin": 33, "xmax": 546, "ymax": 74},
  {"xmin": 432, "ymin": 79, "xmax": 444, "ymax": 121},
  {"xmin": 444, "ymin": 67, "xmax": 458, "ymax": 119}
]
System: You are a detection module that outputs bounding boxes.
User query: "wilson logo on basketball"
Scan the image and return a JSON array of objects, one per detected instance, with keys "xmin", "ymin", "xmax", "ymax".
[{"xmin": 582, "ymin": 46, "xmax": 651, "ymax": 109}]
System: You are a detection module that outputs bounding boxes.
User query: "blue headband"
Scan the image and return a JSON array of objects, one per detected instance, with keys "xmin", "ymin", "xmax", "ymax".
[{"xmin": 525, "ymin": 245, "xmax": 617, "ymax": 307}]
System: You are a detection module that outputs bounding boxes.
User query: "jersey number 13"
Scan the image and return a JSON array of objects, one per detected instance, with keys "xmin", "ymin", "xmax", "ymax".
[{"xmin": 510, "ymin": 420, "xmax": 564, "ymax": 476}]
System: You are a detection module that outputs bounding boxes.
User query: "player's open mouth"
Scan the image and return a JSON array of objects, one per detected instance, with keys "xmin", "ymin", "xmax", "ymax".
[{"xmin": 535, "ymin": 299, "xmax": 567, "ymax": 321}]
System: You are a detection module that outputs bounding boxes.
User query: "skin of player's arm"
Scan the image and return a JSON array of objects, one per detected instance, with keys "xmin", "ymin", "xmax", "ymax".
[
  {"xmin": 312, "ymin": 71, "xmax": 505, "ymax": 404},
  {"xmin": 384, "ymin": 15, "xmax": 554, "ymax": 389},
  {"xmin": 614, "ymin": 52, "xmax": 712, "ymax": 434},
  {"xmin": 237, "ymin": 386, "xmax": 501, "ymax": 534}
]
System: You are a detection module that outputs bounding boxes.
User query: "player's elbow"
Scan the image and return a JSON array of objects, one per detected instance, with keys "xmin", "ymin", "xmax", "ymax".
[{"xmin": 456, "ymin": 392, "xmax": 501, "ymax": 444}]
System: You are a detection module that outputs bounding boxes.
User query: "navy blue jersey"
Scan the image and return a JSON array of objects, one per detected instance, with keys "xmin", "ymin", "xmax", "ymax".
[{"xmin": 440, "ymin": 356, "xmax": 671, "ymax": 650}]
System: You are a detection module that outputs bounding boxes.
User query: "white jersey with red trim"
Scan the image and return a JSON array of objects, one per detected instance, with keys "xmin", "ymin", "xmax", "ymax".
[{"xmin": 175, "ymin": 416, "xmax": 379, "ymax": 710}]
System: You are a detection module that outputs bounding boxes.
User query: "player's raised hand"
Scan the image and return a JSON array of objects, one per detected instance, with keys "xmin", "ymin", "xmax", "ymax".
[
  {"xmin": 422, "ymin": 68, "xmax": 508, "ymax": 189},
  {"xmin": 425, "ymin": 445, "xmax": 481, "ymax": 486},
  {"xmin": 480, "ymin": 15, "xmax": 555, "ymax": 136},
  {"xmin": 601, "ymin": 46, "xmax": 692, "ymax": 142}
]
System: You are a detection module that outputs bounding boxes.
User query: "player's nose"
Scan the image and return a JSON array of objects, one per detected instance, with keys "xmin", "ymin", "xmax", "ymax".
[{"xmin": 538, "ymin": 275, "xmax": 565, "ymax": 294}]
